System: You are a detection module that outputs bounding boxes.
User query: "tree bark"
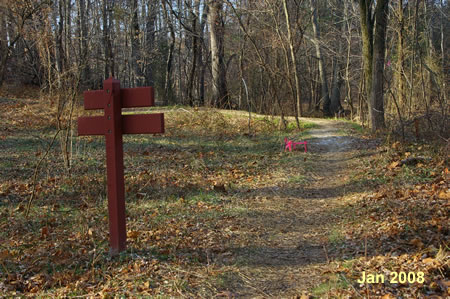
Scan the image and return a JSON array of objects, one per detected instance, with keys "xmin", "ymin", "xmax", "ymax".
[
  {"xmin": 187, "ymin": 0, "xmax": 199, "ymax": 105},
  {"xmin": 55, "ymin": 0, "xmax": 65, "ymax": 90},
  {"xmin": 207, "ymin": 0, "xmax": 228, "ymax": 108},
  {"xmin": 359, "ymin": 0, "xmax": 373, "ymax": 101},
  {"xmin": 102, "ymin": 0, "xmax": 114, "ymax": 79},
  {"xmin": 64, "ymin": 0, "xmax": 72, "ymax": 69},
  {"xmin": 77, "ymin": 0, "xmax": 90, "ymax": 85},
  {"xmin": 396, "ymin": 0, "xmax": 405, "ymax": 107},
  {"xmin": 0, "ymin": 9, "xmax": 8, "ymax": 87},
  {"xmin": 310, "ymin": 0, "xmax": 330, "ymax": 115},
  {"xmin": 369, "ymin": 0, "xmax": 389, "ymax": 130},
  {"xmin": 162, "ymin": 0, "xmax": 175, "ymax": 105},
  {"xmin": 330, "ymin": 59, "xmax": 343, "ymax": 115},
  {"xmin": 197, "ymin": 0, "xmax": 208, "ymax": 106},
  {"xmin": 144, "ymin": 1, "xmax": 157, "ymax": 86},
  {"xmin": 283, "ymin": 0, "xmax": 303, "ymax": 118},
  {"xmin": 130, "ymin": 0, "xmax": 142, "ymax": 86},
  {"xmin": 330, "ymin": 0, "xmax": 345, "ymax": 116}
]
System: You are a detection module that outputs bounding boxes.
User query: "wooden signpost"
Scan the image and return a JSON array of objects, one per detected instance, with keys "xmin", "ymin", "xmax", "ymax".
[{"xmin": 78, "ymin": 77, "xmax": 164, "ymax": 254}]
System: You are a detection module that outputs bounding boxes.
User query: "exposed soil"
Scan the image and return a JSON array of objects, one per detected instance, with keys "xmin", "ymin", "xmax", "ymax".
[{"xmin": 226, "ymin": 118, "xmax": 378, "ymax": 297}]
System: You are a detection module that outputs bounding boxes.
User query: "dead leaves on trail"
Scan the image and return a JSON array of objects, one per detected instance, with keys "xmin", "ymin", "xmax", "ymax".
[{"xmin": 323, "ymin": 142, "xmax": 449, "ymax": 298}]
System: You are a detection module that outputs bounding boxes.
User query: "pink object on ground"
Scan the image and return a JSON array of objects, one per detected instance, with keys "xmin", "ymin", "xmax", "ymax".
[{"xmin": 284, "ymin": 137, "xmax": 308, "ymax": 153}]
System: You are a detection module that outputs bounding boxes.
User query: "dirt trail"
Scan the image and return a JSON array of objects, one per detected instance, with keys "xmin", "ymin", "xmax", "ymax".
[{"xmin": 230, "ymin": 119, "xmax": 366, "ymax": 297}]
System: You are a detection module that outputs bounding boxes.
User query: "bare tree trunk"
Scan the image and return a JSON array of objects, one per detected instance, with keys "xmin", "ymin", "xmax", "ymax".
[
  {"xmin": 310, "ymin": 0, "xmax": 331, "ymax": 115},
  {"xmin": 198, "ymin": 0, "xmax": 208, "ymax": 106},
  {"xmin": 144, "ymin": 1, "xmax": 157, "ymax": 86},
  {"xmin": 0, "ymin": 10, "xmax": 8, "ymax": 87},
  {"xmin": 187, "ymin": 0, "xmax": 199, "ymax": 105},
  {"xmin": 344, "ymin": 0, "xmax": 353, "ymax": 116},
  {"xmin": 77, "ymin": 0, "xmax": 90, "ymax": 86},
  {"xmin": 207, "ymin": 0, "xmax": 228, "ymax": 108},
  {"xmin": 440, "ymin": 0, "xmax": 448, "ymax": 133},
  {"xmin": 162, "ymin": 0, "xmax": 175, "ymax": 105},
  {"xmin": 329, "ymin": 0, "xmax": 345, "ymax": 116},
  {"xmin": 103, "ymin": 0, "xmax": 114, "ymax": 79},
  {"xmin": 369, "ymin": 0, "xmax": 389, "ymax": 131},
  {"xmin": 396, "ymin": 0, "xmax": 405, "ymax": 107},
  {"xmin": 359, "ymin": 0, "xmax": 373, "ymax": 103},
  {"xmin": 56, "ymin": 0, "xmax": 65, "ymax": 77},
  {"xmin": 330, "ymin": 59, "xmax": 343, "ymax": 115},
  {"xmin": 130, "ymin": 0, "xmax": 142, "ymax": 86},
  {"xmin": 283, "ymin": 0, "xmax": 303, "ymax": 118},
  {"xmin": 64, "ymin": 0, "xmax": 72, "ymax": 69},
  {"xmin": 272, "ymin": 2, "xmax": 294, "ymax": 121}
]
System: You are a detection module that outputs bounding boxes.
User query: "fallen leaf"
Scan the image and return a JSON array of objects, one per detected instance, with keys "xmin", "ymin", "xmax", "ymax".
[
  {"xmin": 0, "ymin": 249, "xmax": 9, "ymax": 260},
  {"xmin": 41, "ymin": 226, "xmax": 49, "ymax": 238},
  {"xmin": 127, "ymin": 231, "xmax": 140, "ymax": 239},
  {"xmin": 422, "ymin": 257, "xmax": 435, "ymax": 264},
  {"xmin": 388, "ymin": 161, "xmax": 400, "ymax": 169},
  {"xmin": 409, "ymin": 238, "xmax": 423, "ymax": 248},
  {"xmin": 438, "ymin": 190, "xmax": 449, "ymax": 200},
  {"xmin": 392, "ymin": 141, "xmax": 401, "ymax": 149}
]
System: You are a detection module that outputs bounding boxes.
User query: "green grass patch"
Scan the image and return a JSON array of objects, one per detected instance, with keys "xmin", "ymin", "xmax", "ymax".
[
  {"xmin": 312, "ymin": 274, "xmax": 349, "ymax": 297},
  {"xmin": 287, "ymin": 174, "xmax": 308, "ymax": 184},
  {"xmin": 328, "ymin": 228, "xmax": 345, "ymax": 246}
]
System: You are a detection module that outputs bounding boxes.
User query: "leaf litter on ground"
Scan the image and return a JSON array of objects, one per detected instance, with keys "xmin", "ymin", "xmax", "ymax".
[
  {"xmin": 317, "ymin": 140, "xmax": 449, "ymax": 298},
  {"xmin": 1, "ymin": 94, "xmax": 317, "ymax": 297},
  {"xmin": 1, "ymin": 88, "xmax": 448, "ymax": 297}
]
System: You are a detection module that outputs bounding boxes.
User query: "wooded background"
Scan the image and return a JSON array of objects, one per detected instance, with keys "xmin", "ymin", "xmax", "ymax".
[{"xmin": 0, "ymin": 0, "xmax": 448, "ymax": 136}]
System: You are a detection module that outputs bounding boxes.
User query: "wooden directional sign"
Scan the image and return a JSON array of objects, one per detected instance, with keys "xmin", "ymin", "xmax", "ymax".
[{"xmin": 78, "ymin": 77, "xmax": 164, "ymax": 255}]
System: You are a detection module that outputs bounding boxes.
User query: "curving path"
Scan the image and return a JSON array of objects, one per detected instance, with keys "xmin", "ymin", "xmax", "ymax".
[{"xmin": 228, "ymin": 119, "xmax": 375, "ymax": 297}]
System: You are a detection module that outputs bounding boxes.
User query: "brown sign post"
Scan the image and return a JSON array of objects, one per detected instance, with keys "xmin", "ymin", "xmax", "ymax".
[{"xmin": 78, "ymin": 77, "xmax": 164, "ymax": 254}]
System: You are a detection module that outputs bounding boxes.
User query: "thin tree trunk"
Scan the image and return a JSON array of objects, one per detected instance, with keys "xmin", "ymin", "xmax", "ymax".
[
  {"xmin": 330, "ymin": 59, "xmax": 342, "ymax": 115},
  {"xmin": 272, "ymin": 3, "xmax": 294, "ymax": 122},
  {"xmin": 208, "ymin": 0, "xmax": 228, "ymax": 108},
  {"xmin": 0, "ymin": 10, "xmax": 8, "ymax": 87},
  {"xmin": 359, "ymin": 0, "xmax": 373, "ymax": 103},
  {"xmin": 283, "ymin": 0, "xmax": 303, "ymax": 118},
  {"xmin": 197, "ymin": 0, "xmax": 208, "ymax": 106},
  {"xmin": 56, "ymin": 0, "xmax": 65, "ymax": 77},
  {"xmin": 103, "ymin": 0, "xmax": 113, "ymax": 79},
  {"xmin": 162, "ymin": 0, "xmax": 175, "ymax": 105},
  {"xmin": 396, "ymin": 0, "xmax": 405, "ymax": 107},
  {"xmin": 330, "ymin": 0, "xmax": 345, "ymax": 115},
  {"xmin": 344, "ymin": 0, "xmax": 353, "ymax": 116},
  {"xmin": 130, "ymin": 0, "xmax": 142, "ymax": 86},
  {"xmin": 64, "ymin": 0, "xmax": 72, "ymax": 69},
  {"xmin": 310, "ymin": 0, "xmax": 330, "ymax": 115},
  {"xmin": 440, "ymin": 0, "xmax": 448, "ymax": 133},
  {"xmin": 369, "ymin": 0, "xmax": 389, "ymax": 131},
  {"xmin": 144, "ymin": 1, "xmax": 157, "ymax": 86},
  {"xmin": 77, "ymin": 0, "xmax": 90, "ymax": 85},
  {"xmin": 188, "ymin": 1, "xmax": 199, "ymax": 105}
]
